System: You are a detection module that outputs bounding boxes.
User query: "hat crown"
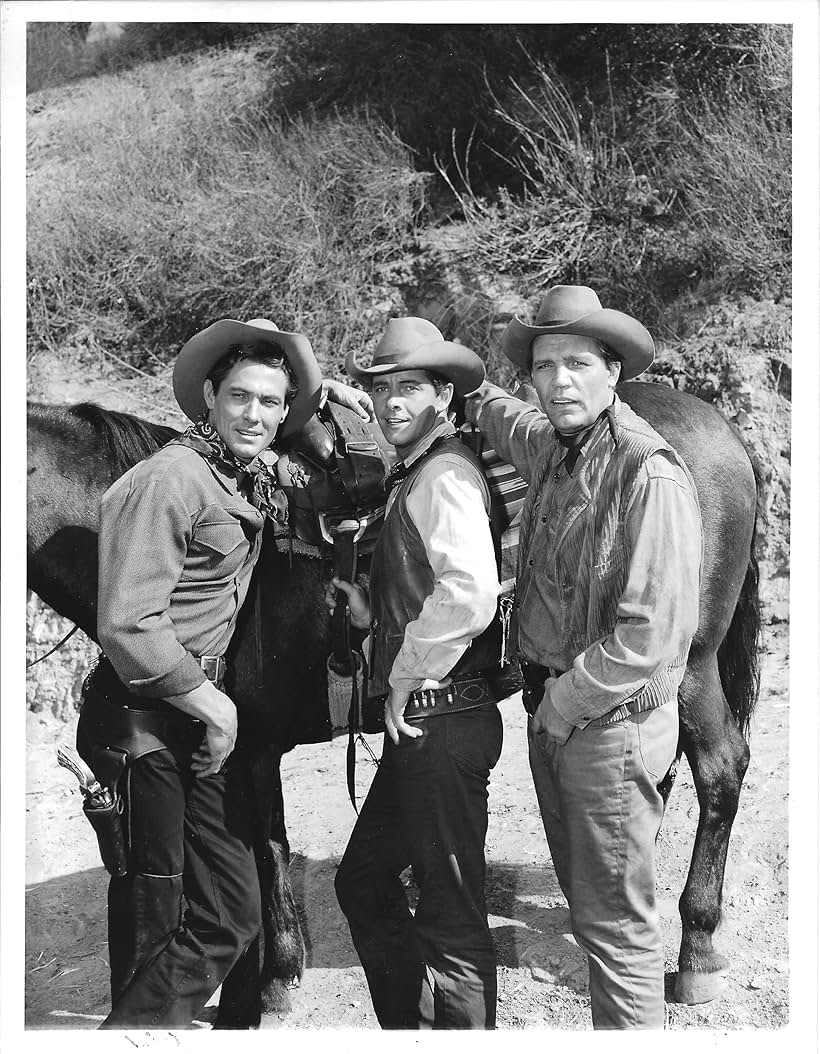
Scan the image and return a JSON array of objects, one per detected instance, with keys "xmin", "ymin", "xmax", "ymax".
[
  {"xmin": 245, "ymin": 318, "xmax": 281, "ymax": 335},
  {"xmin": 372, "ymin": 317, "xmax": 445, "ymax": 365},
  {"xmin": 534, "ymin": 285, "xmax": 603, "ymax": 325}
]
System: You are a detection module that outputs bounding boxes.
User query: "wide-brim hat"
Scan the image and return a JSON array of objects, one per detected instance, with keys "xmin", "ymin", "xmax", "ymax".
[
  {"xmin": 173, "ymin": 318, "xmax": 323, "ymax": 436},
  {"xmin": 345, "ymin": 317, "xmax": 485, "ymax": 397},
  {"xmin": 502, "ymin": 285, "xmax": 655, "ymax": 381}
]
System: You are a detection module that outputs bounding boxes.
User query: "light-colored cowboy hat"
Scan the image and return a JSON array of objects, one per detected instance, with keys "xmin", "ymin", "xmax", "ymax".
[
  {"xmin": 502, "ymin": 285, "xmax": 655, "ymax": 381},
  {"xmin": 345, "ymin": 317, "xmax": 485, "ymax": 397},
  {"xmin": 173, "ymin": 317, "xmax": 323, "ymax": 436}
]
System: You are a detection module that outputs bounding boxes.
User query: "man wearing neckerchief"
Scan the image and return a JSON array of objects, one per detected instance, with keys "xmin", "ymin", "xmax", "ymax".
[
  {"xmin": 78, "ymin": 317, "xmax": 370, "ymax": 1029},
  {"xmin": 465, "ymin": 286, "xmax": 703, "ymax": 1029},
  {"xmin": 327, "ymin": 317, "xmax": 503, "ymax": 1029}
]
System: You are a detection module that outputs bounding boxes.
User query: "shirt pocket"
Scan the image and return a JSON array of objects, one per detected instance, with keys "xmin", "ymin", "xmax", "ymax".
[{"xmin": 192, "ymin": 520, "xmax": 246, "ymax": 557}]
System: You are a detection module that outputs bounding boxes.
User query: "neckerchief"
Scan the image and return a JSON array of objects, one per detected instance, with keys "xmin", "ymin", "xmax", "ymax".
[
  {"xmin": 555, "ymin": 402, "xmax": 619, "ymax": 476},
  {"xmin": 382, "ymin": 421, "xmax": 457, "ymax": 496},
  {"xmin": 171, "ymin": 418, "xmax": 289, "ymax": 526}
]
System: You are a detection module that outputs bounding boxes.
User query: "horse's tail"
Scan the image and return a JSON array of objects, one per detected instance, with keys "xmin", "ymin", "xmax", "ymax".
[{"xmin": 716, "ymin": 463, "xmax": 764, "ymax": 741}]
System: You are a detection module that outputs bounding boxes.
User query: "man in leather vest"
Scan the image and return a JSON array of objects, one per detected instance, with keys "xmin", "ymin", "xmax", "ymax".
[
  {"xmin": 327, "ymin": 317, "xmax": 503, "ymax": 1029},
  {"xmin": 465, "ymin": 286, "xmax": 703, "ymax": 1029},
  {"xmin": 78, "ymin": 317, "xmax": 369, "ymax": 1029}
]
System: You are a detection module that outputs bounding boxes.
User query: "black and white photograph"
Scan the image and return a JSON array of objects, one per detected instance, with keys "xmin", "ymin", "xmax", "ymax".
[{"xmin": 2, "ymin": 2, "xmax": 816, "ymax": 1045}]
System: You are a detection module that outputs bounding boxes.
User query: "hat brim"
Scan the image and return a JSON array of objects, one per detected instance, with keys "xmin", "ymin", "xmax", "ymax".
[
  {"xmin": 501, "ymin": 308, "xmax": 655, "ymax": 381},
  {"xmin": 173, "ymin": 319, "xmax": 323, "ymax": 436},
  {"xmin": 345, "ymin": 341, "xmax": 485, "ymax": 397}
]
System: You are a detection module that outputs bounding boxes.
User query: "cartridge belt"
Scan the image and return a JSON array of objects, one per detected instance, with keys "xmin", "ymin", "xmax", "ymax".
[
  {"xmin": 519, "ymin": 660, "xmax": 647, "ymax": 727},
  {"xmin": 371, "ymin": 672, "xmax": 497, "ymax": 721}
]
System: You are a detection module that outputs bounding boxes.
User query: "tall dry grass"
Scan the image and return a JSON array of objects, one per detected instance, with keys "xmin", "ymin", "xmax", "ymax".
[
  {"xmin": 441, "ymin": 48, "xmax": 790, "ymax": 346},
  {"xmin": 27, "ymin": 54, "xmax": 427, "ymax": 374}
]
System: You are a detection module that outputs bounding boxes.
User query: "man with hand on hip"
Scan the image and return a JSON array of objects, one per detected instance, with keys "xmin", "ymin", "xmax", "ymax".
[
  {"xmin": 327, "ymin": 317, "xmax": 503, "ymax": 1029},
  {"xmin": 79, "ymin": 317, "xmax": 370, "ymax": 1029},
  {"xmin": 465, "ymin": 285, "xmax": 702, "ymax": 1029}
]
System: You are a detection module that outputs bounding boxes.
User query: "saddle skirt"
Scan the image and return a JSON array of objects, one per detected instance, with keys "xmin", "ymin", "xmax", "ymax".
[{"xmin": 275, "ymin": 403, "xmax": 395, "ymax": 556}]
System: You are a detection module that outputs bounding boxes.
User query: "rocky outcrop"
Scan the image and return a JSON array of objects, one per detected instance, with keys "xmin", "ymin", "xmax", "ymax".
[{"xmin": 26, "ymin": 592, "xmax": 99, "ymax": 721}]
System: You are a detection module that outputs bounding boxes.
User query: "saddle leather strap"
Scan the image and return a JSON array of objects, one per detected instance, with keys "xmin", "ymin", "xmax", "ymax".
[{"xmin": 327, "ymin": 402, "xmax": 390, "ymax": 507}]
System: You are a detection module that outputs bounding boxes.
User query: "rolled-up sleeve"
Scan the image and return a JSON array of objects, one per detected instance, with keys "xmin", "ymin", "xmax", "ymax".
[
  {"xmin": 388, "ymin": 458, "xmax": 500, "ymax": 692},
  {"xmin": 551, "ymin": 452, "xmax": 702, "ymax": 725},
  {"xmin": 98, "ymin": 476, "xmax": 207, "ymax": 698},
  {"xmin": 465, "ymin": 382, "xmax": 553, "ymax": 482}
]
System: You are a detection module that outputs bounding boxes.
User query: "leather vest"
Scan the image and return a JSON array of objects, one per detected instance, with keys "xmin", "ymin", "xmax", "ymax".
[
  {"xmin": 366, "ymin": 436, "xmax": 501, "ymax": 698},
  {"xmin": 518, "ymin": 399, "xmax": 697, "ymax": 715}
]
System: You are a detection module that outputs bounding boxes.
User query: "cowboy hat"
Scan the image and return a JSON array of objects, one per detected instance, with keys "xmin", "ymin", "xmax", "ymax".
[
  {"xmin": 173, "ymin": 318, "xmax": 323, "ymax": 436},
  {"xmin": 345, "ymin": 317, "xmax": 485, "ymax": 396},
  {"xmin": 502, "ymin": 285, "xmax": 655, "ymax": 381}
]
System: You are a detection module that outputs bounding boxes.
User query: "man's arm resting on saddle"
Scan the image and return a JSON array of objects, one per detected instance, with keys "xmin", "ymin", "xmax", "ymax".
[
  {"xmin": 321, "ymin": 378, "xmax": 374, "ymax": 420},
  {"xmin": 464, "ymin": 380, "xmax": 553, "ymax": 482},
  {"xmin": 544, "ymin": 455, "xmax": 702, "ymax": 734}
]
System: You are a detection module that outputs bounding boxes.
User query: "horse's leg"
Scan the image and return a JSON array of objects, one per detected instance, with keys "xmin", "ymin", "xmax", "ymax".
[
  {"xmin": 255, "ymin": 749, "xmax": 306, "ymax": 1014},
  {"xmin": 674, "ymin": 656, "xmax": 750, "ymax": 1004}
]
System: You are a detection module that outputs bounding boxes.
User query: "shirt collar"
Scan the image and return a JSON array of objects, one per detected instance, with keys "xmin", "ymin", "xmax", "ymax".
[
  {"xmin": 401, "ymin": 417, "xmax": 457, "ymax": 469},
  {"xmin": 556, "ymin": 393, "xmax": 622, "ymax": 474}
]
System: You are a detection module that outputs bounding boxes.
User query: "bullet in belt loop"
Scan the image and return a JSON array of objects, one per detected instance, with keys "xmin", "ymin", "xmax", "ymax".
[{"xmin": 446, "ymin": 688, "xmax": 454, "ymax": 705}]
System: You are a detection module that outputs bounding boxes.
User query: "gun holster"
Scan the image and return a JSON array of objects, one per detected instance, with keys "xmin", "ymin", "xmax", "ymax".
[{"xmin": 85, "ymin": 745, "xmax": 129, "ymax": 878}]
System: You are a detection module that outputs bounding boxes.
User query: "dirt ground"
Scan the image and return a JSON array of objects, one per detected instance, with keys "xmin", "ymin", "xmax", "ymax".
[{"xmin": 24, "ymin": 620, "xmax": 788, "ymax": 1032}]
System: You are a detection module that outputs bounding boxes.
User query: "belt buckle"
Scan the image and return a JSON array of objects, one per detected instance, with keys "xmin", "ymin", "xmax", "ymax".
[{"xmin": 200, "ymin": 655, "xmax": 222, "ymax": 682}]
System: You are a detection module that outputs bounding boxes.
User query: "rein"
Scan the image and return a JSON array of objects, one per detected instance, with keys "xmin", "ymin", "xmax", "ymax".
[
  {"xmin": 26, "ymin": 623, "xmax": 81, "ymax": 668},
  {"xmin": 280, "ymin": 402, "xmax": 394, "ymax": 810}
]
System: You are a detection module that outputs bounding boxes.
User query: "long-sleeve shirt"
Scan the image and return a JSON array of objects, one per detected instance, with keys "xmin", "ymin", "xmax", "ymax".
[
  {"xmin": 466, "ymin": 385, "xmax": 702, "ymax": 726},
  {"xmin": 97, "ymin": 443, "xmax": 265, "ymax": 698},
  {"xmin": 385, "ymin": 421, "xmax": 501, "ymax": 693}
]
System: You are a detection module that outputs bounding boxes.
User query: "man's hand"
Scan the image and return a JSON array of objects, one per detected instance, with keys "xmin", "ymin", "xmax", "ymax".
[
  {"xmin": 532, "ymin": 681, "xmax": 575, "ymax": 746},
  {"xmin": 165, "ymin": 681, "xmax": 238, "ymax": 778},
  {"xmin": 322, "ymin": 379, "xmax": 374, "ymax": 421},
  {"xmin": 384, "ymin": 688, "xmax": 423, "ymax": 744},
  {"xmin": 192, "ymin": 723, "xmax": 236, "ymax": 778},
  {"xmin": 325, "ymin": 576, "xmax": 370, "ymax": 630}
]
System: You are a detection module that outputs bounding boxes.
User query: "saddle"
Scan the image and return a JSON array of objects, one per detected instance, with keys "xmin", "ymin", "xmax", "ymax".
[
  {"xmin": 278, "ymin": 401, "xmax": 393, "ymax": 567},
  {"xmin": 277, "ymin": 403, "xmax": 394, "ymax": 807}
]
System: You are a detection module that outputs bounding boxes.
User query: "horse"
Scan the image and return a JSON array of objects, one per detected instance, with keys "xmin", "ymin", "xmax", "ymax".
[{"xmin": 27, "ymin": 380, "xmax": 761, "ymax": 1021}]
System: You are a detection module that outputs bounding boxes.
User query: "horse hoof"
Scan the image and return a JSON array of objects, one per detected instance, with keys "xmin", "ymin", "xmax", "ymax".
[
  {"xmin": 674, "ymin": 968, "xmax": 728, "ymax": 1004},
  {"xmin": 261, "ymin": 978, "xmax": 292, "ymax": 1015}
]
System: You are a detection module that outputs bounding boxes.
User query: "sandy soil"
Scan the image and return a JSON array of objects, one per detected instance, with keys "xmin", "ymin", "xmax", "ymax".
[{"xmin": 24, "ymin": 621, "xmax": 788, "ymax": 1031}]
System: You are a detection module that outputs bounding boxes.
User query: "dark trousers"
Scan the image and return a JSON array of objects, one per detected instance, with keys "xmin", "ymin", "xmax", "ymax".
[
  {"xmin": 335, "ymin": 703, "xmax": 503, "ymax": 1029},
  {"xmin": 77, "ymin": 700, "xmax": 262, "ymax": 1030}
]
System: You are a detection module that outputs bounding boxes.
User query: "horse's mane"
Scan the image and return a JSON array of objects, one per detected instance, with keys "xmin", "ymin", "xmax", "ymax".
[
  {"xmin": 66, "ymin": 402, "xmax": 180, "ymax": 475},
  {"xmin": 26, "ymin": 400, "xmax": 180, "ymax": 479}
]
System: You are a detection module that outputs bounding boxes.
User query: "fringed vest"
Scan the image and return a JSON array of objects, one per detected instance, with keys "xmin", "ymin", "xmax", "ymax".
[{"xmin": 518, "ymin": 399, "xmax": 693, "ymax": 717}]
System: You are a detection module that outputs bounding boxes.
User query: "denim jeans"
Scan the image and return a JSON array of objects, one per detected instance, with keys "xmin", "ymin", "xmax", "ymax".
[
  {"xmin": 77, "ymin": 697, "xmax": 262, "ymax": 1030},
  {"xmin": 335, "ymin": 703, "xmax": 503, "ymax": 1029},
  {"xmin": 528, "ymin": 700, "xmax": 679, "ymax": 1029}
]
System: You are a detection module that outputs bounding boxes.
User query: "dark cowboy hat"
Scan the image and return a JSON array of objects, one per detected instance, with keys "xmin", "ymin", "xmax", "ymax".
[
  {"xmin": 502, "ymin": 285, "xmax": 655, "ymax": 381},
  {"xmin": 345, "ymin": 317, "xmax": 485, "ymax": 397},
  {"xmin": 173, "ymin": 317, "xmax": 323, "ymax": 436}
]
